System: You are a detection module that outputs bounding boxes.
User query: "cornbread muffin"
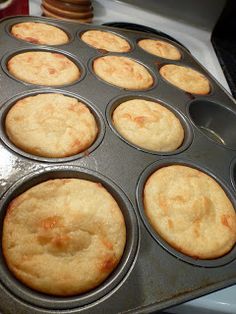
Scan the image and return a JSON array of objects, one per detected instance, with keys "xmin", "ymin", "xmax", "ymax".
[
  {"xmin": 93, "ymin": 56, "xmax": 153, "ymax": 90},
  {"xmin": 112, "ymin": 99, "xmax": 184, "ymax": 151},
  {"xmin": 81, "ymin": 30, "xmax": 131, "ymax": 52},
  {"xmin": 2, "ymin": 178, "xmax": 126, "ymax": 296},
  {"xmin": 138, "ymin": 39, "xmax": 181, "ymax": 60},
  {"xmin": 160, "ymin": 64, "xmax": 210, "ymax": 94},
  {"xmin": 144, "ymin": 165, "xmax": 236, "ymax": 259},
  {"xmin": 7, "ymin": 51, "xmax": 80, "ymax": 86},
  {"xmin": 5, "ymin": 93, "xmax": 98, "ymax": 158},
  {"xmin": 11, "ymin": 22, "xmax": 69, "ymax": 45}
]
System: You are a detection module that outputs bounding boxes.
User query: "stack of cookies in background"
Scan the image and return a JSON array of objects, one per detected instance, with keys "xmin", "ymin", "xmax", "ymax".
[{"xmin": 41, "ymin": 0, "xmax": 93, "ymax": 23}]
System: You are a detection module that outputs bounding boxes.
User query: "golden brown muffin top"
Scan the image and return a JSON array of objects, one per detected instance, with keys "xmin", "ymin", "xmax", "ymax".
[
  {"xmin": 144, "ymin": 165, "xmax": 236, "ymax": 259},
  {"xmin": 3, "ymin": 178, "xmax": 126, "ymax": 296}
]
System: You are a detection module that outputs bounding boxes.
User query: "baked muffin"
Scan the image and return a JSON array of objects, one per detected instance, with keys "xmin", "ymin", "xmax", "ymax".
[
  {"xmin": 81, "ymin": 30, "xmax": 131, "ymax": 52},
  {"xmin": 11, "ymin": 22, "xmax": 69, "ymax": 45},
  {"xmin": 7, "ymin": 51, "xmax": 80, "ymax": 86},
  {"xmin": 112, "ymin": 99, "xmax": 184, "ymax": 152},
  {"xmin": 138, "ymin": 39, "xmax": 181, "ymax": 60},
  {"xmin": 2, "ymin": 178, "xmax": 126, "ymax": 296},
  {"xmin": 5, "ymin": 93, "xmax": 98, "ymax": 158},
  {"xmin": 93, "ymin": 56, "xmax": 153, "ymax": 90},
  {"xmin": 144, "ymin": 165, "xmax": 236, "ymax": 259},
  {"xmin": 160, "ymin": 64, "xmax": 210, "ymax": 94}
]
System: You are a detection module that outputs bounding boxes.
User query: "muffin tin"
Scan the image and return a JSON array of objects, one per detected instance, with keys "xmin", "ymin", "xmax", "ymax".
[{"xmin": 0, "ymin": 15, "xmax": 236, "ymax": 314}]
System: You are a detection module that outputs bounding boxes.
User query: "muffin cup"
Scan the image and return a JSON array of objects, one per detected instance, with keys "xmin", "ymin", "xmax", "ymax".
[
  {"xmin": 136, "ymin": 158, "xmax": 236, "ymax": 267},
  {"xmin": 5, "ymin": 18, "xmax": 73, "ymax": 46},
  {"xmin": 106, "ymin": 94, "xmax": 193, "ymax": 155},
  {"xmin": 188, "ymin": 99, "xmax": 236, "ymax": 149},
  {"xmin": 79, "ymin": 29, "xmax": 133, "ymax": 53},
  {"xmin": 89, "ymin": 54, "xmax": 157, "ymax": 91},
  {"xmin": 0, "ymin": 166, "xmax": 139, "ymax": 309},
  {"xmin": 0, "ymin": 89, "xmax": 105, "ymax": 162},
  {"xmin": 1, "ymin": 47, "xmax": 86, "ymax": 87}
]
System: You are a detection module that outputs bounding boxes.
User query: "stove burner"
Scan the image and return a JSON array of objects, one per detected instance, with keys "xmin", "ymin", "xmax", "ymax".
[{"xmin": 102, "ymin": 22, "xmax": 189, "ymax": 52}]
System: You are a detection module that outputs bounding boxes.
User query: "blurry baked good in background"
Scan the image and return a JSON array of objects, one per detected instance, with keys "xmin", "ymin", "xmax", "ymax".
[
  {"xmin": 160, "ymin": 64, "xmax": 210, "ymax": 94},
  {"xmin": 81, "ymin": 30, "xmax": 131, "ymax": 52},
  {"xmin": 41, "ymin": 0, "xmax": 93, "ymax": 23},
  {"xmin": 11, "ymin": 22, "xmax": 69, "ymax": 45},
  {"xmin": 138, "ymin": 39, "xmax": 181, "ymax": 60}
]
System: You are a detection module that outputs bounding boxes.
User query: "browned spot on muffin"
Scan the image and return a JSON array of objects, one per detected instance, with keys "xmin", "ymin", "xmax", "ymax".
[
  {"xmin": 40, "ymin": 216, "xmax": 62, "ymax": 230},
  {"xmin": 48, "ymin": 68, "xmax": 57, "ymax": 75},
  {"xmin": 168, "ymin": 219, "xmax": 173, "ymax": 229},
  {"xmin": 25, "ymin": 37, "xmax": 40, "ymax": 44},
  {"xmin": 221, "ymin": 214, "xmax": 231, "ymax": 229},
  {"xmin": 100, "ymin": 256, "xmax": 116, "ymax": 273}
]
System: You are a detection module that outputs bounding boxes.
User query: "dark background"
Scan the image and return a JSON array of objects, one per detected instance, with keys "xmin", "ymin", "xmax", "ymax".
[{"xmin": 212, "ymin": 0, "xmax": 236, "ymax": 98}]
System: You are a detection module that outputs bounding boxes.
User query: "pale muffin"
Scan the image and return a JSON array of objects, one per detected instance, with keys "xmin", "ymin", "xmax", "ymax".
[
  {"xmin": 144, "ymin": 165, "xmax": 236, "ymax": 259},
  {"xmin": 112, "ymin": 99, "xmax": 184, "ymax": 151},
  {"xmin": 93, "ymin": 56, "xmax": 153, "ymax": 90},
  {"xmin": 11, "ymin": 22, "xmax": 69, "ymax": 45},
  {"xmin": 81, "ymin": 30, "xmax": 131, "ymax": 52},
  {"xmin": 138, "ymin": 39, "xmax": 181, "ymax": 60},
  {"xmin": 160, "ymin": 64, "xmax": 210, "ymax": 94},
  {"xmin": 5, "ymin": 93, "xmax": 98, "ymax": 158},
  {"xmin": 7, "ymin": 51, "xmax": 80, "ymax": 86},
  {"xmin": 2, "ymin": 178, "xmax": 126, "ymax": 296}
]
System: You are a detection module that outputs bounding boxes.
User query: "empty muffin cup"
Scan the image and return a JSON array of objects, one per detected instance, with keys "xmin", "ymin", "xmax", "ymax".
[{"xmin": 189, "ymin": 100, "xmax": 236, "ymax": 149}]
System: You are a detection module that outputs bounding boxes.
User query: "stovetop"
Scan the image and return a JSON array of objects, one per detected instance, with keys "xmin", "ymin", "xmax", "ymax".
[{"xmin": 211, "ymin": 0, "xmax": 236, "ymax": 99}]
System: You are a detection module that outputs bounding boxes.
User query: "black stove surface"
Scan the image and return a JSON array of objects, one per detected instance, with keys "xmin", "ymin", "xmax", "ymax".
[
  {"xmin": 212, "ymin": 0, "xmax": 236, "ymax": 99},
  {"xmin": 102, "ymin": 22, "xmax": 189, "ymax": 52}
]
